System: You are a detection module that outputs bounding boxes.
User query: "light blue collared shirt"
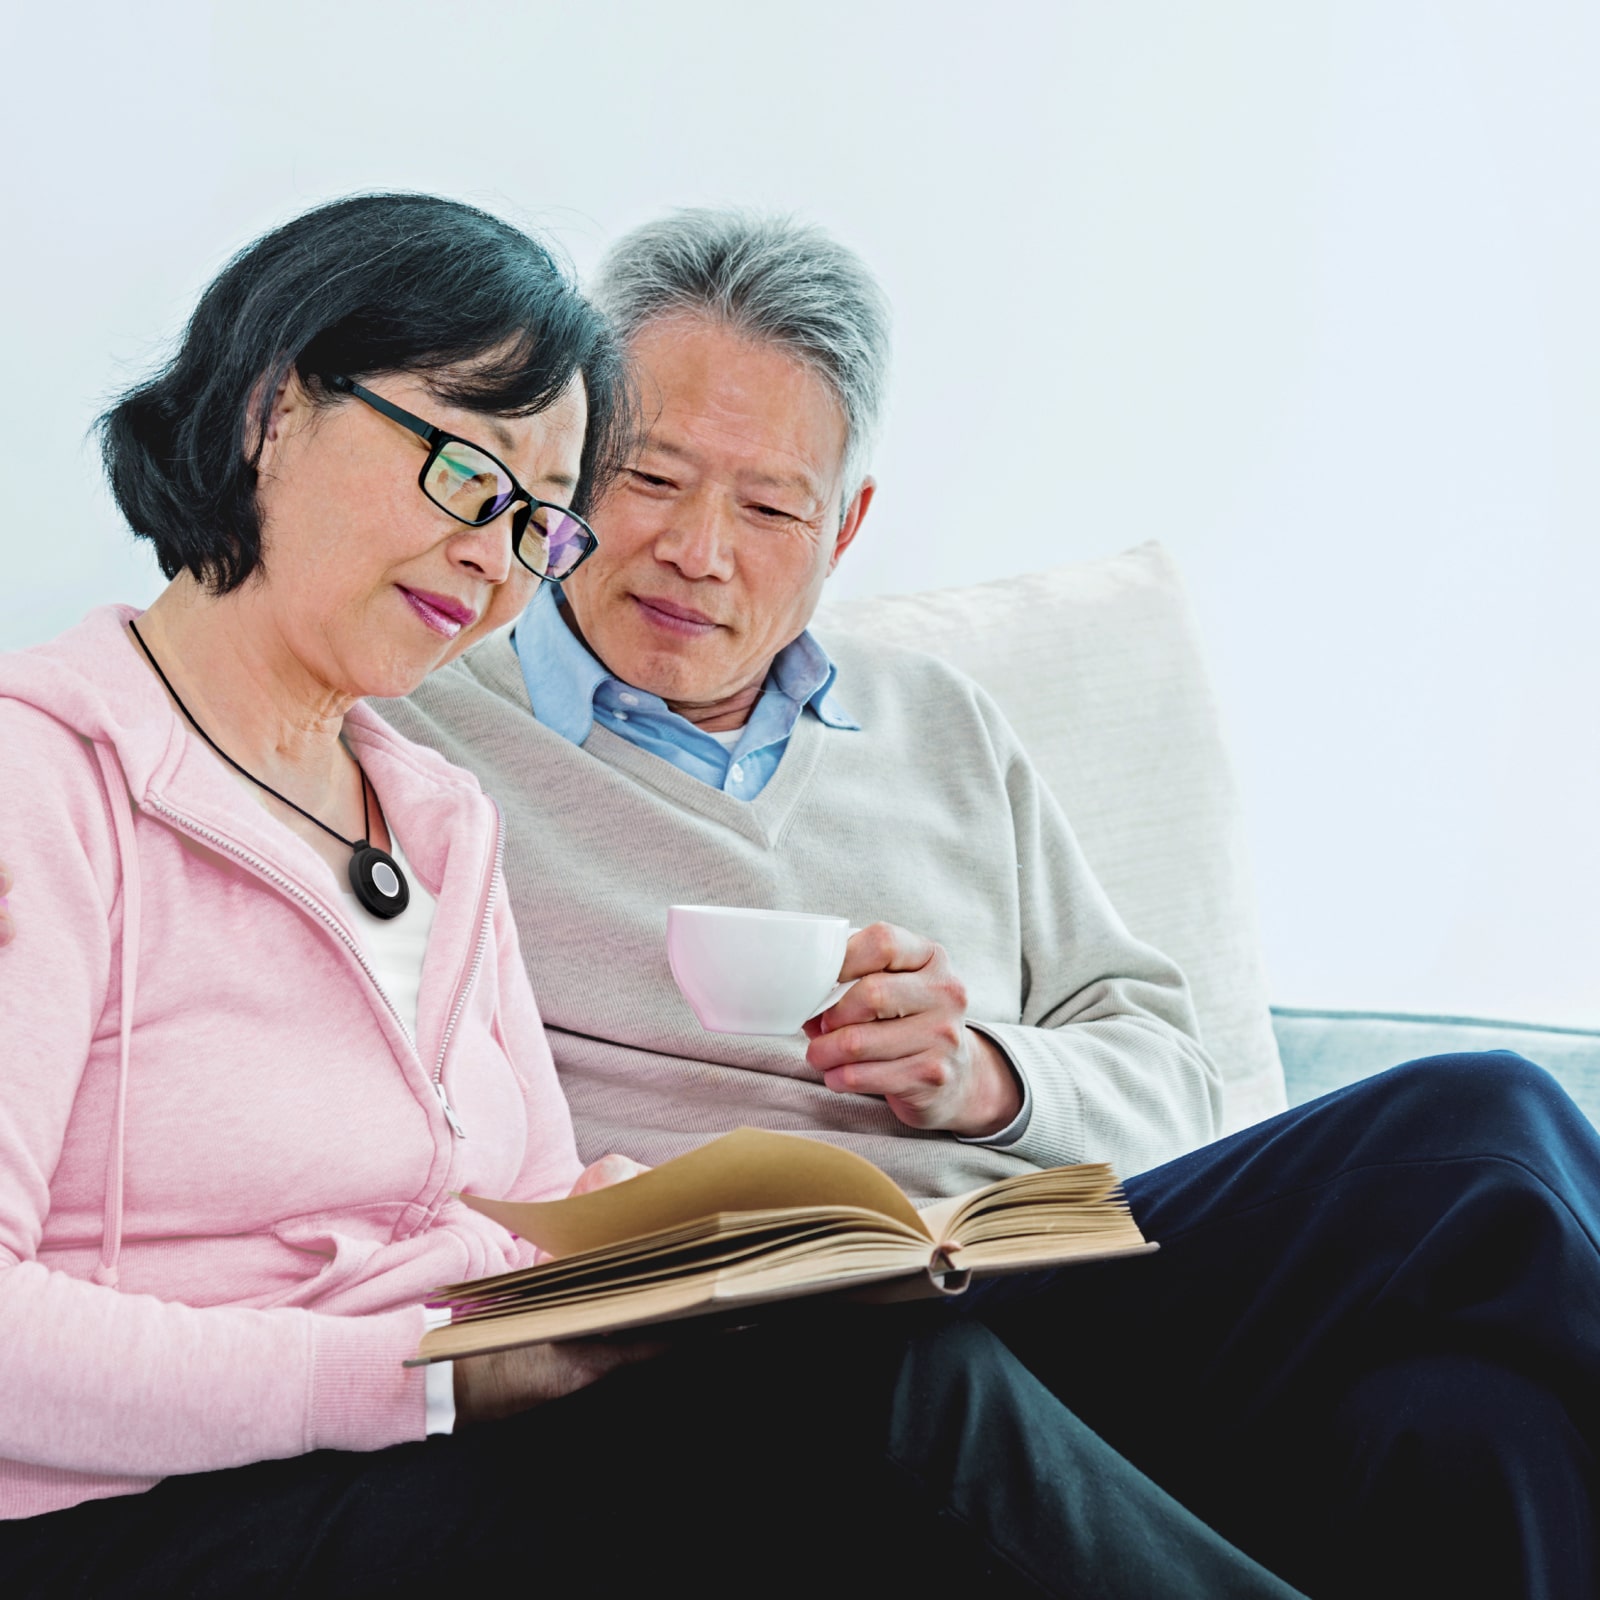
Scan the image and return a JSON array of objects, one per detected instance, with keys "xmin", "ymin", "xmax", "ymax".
[{"xmin": 510, "ymin": 584, "xmax": 859, "ymax": 799}]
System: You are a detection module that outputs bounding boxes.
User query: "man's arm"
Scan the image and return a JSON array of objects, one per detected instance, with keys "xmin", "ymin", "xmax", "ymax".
[{"xmin": 804, "ymin": 689, "xmax": 1224, "ymax": 1178}]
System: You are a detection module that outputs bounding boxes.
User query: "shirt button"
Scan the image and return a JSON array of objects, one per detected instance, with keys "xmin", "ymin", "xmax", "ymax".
[
  {"xmin": 729, "ymin": 763, "xmax": 745, "ymax": 783},
  {"xmin": 619, "ymin": 692, "xmax": 638, "ymax": 706},
  {"xmin": 613, "ymin": 710, "xmax": 630, "ymax": 722}
]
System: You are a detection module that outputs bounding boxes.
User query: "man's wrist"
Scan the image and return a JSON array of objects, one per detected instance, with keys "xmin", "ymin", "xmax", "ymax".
[
  {"xmin": 953, "ymin": 1028, "xmax": 1034, "ymax": 1147},
  {"xmin": 947, "ymin": 1028, "xmax": 1026, "ymax": 1137}
]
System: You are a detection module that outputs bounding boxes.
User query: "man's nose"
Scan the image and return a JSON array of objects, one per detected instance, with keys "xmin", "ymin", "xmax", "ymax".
[{"xmin": 653, "ymin": 491, "xmax": 736, "ymax": 581}]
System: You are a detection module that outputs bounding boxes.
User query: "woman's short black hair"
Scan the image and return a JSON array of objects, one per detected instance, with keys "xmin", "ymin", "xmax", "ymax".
[{"xmin": 100, "ymin": 192, "xmax": 633, "ymax": 594}]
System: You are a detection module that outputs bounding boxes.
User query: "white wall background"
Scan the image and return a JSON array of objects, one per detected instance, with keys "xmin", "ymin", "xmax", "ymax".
[{"xmin": 3, "ymin": 0, "xmax": 1595, "ymax": 1027}]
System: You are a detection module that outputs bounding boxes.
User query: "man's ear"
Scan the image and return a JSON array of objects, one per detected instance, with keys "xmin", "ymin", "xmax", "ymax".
[{"xmin": 827, "ymin": 476, "xmax": 875, "ymax": 574}]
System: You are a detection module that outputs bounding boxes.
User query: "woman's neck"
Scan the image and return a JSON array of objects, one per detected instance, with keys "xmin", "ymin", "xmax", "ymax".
[{"xmin": 132, "ymin": 576, "xmax": 359, "ymax": 818}]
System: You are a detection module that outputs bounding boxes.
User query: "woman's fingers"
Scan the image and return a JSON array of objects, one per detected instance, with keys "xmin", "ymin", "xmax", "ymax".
[
  {"xmin": 568, "ymin": 1153, "xmax": 650, "ymax": 1197},
  {"xmin": 454, "ymin": 1335, "xmax": 667, "ymax": 1426}
]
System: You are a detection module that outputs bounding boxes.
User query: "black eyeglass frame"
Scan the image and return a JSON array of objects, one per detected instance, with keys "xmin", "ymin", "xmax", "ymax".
[{"xmin": 324, "ymin": 375, "xmax": 598, "ymax": 583}]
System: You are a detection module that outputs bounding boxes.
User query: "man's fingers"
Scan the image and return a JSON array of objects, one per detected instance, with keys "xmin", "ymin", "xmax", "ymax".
[
  {"xmin": 0, "ymin": 902, "xmax": 11, "ymax": 949},
  {"xmin": 0, "ymin": 861, "xmax": 12, "ymax": 897},
  {"xmin": 817, "ymin": 1049, "xmax": 953, "ymax": 1108},
  {"xmin": 838, "ymin": 921, "xmax": 938, "ymax": 982},
  {"xmin": 811, "ymin": 969, "xmax": 936, "ymax": 1033},
  {"xmin": 809, "ymin": 1012, "xmax": 961, "ymax": 1076}
]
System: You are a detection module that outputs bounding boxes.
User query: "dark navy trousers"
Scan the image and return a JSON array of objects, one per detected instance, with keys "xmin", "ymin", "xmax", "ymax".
[
  {"xmin": 4, "ymin": 1052, "xmax": 1595, "ymax": 1597},
  {"xmin": 967, "ymin": 1050, "xmax": 1600, "ymax": 1597}
]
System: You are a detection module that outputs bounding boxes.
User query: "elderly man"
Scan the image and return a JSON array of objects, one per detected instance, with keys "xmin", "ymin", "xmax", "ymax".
[{"xmin": 372, "ymin": 211, "xmax": 1600, "ymax": 1600}]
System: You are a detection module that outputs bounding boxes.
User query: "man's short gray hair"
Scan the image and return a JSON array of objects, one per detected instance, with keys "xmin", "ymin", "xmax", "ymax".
[{"xmin": 590, "ymin": 209, "xmax": 891, "ymax": 501}]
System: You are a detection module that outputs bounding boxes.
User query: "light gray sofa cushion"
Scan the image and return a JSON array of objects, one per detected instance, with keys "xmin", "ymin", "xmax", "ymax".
[
  {"xmin": 817, "ymin": 543, "xmax": 1285, "ymax": 1133},
  {"xmin": 1274, "ymin": 1007, "xmax": 1600, "ymax": 1124}
]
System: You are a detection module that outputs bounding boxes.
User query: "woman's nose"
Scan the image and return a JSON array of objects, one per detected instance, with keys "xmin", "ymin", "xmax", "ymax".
[{"xmin": 450, "ymin": 510, "xmax": 517, "ymax": 584}]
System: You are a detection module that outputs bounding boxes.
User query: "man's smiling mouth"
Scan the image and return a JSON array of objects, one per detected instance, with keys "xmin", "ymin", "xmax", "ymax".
[{"xmin": 633, "ymin": 595, "xmax": 721, "ymax": 636}]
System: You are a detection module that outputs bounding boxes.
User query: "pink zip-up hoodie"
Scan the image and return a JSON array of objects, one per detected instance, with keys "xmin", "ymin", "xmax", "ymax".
[{"xmin": 0, "ymin": 606, "xmax": 584, "ymax": 1519}]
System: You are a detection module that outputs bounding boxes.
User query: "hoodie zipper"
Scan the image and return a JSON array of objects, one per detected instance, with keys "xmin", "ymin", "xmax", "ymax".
[
  {"xmin": 430, "ymin": 815, "xmax": 505, "ymax": 1139},
  {"xmin": 141, "ymin": 795, "xmax": 491, "ymax": 1140}
]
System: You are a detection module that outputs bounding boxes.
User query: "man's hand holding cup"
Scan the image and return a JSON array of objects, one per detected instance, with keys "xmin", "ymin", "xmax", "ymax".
[{"xmin": 802, "ymin": 921, "xmax": 1023, "ymax": 1139}]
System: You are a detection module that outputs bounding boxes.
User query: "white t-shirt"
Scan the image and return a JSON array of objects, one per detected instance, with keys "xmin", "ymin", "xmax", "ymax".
[{"xmin": 339, "ymin": 834, "xmax": 436, "ymax": 1044}]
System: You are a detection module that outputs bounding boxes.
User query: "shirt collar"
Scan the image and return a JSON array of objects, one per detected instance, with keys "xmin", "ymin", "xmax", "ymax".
[
  {"xmin": 765, "ymin": 626, "xmax": 859, "ymax": 731},
  {"xmin": 511, "ymin": 584, "xmax": 611, "ymax": 744},
  {"xmin": 510, "ymin": 584, "xmax": 858, "ymax": 743}
]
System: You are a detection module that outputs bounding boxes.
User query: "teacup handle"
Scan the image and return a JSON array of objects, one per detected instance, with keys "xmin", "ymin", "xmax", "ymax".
[{"xmin": 806, "ymin": 927, "xmax": 863, "ymax": 1022}]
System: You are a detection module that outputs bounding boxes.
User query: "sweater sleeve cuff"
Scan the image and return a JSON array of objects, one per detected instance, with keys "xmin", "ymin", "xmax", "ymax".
[
  {"xmin": 964, "ymin": 1020, "xmax": 1087, "ymax": 1169},
  {"xmin": 308, "ymin": 1304, "xmax": 432, "ymax": 1453}
]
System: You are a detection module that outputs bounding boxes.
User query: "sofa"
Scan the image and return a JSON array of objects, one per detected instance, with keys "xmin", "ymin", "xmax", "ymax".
[{"xmin": 818, "ymin": 543, "xmax": 1600, "ymax": 1128}]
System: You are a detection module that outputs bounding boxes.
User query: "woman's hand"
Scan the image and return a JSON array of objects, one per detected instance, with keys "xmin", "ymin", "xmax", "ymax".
[
  {"xmin": 454, "ymin": 1336, "xmax": 664, "ymax": 1427},
  {"xmin": 567, "ymin": 1152, "xmax": 650, "ymax": 1196},
  {"xmin": 454, "ymin": 1150, "xmax": 659, "ymax": 1425}
]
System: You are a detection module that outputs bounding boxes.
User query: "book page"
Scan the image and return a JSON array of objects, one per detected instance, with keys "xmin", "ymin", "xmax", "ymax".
[
  {"xmin": 928, "ymin": 1163, "xmax": 1122, "ymax": 1242},
  {"xmin": 462, "ymin": 1127, "xmax": 931, "ymax": 1258}
]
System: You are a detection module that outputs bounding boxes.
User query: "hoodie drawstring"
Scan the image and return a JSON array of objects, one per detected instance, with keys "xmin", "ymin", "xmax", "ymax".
[{"xmin": 89, "ymin": 740, "xmax": 140, "ymax": 1290}]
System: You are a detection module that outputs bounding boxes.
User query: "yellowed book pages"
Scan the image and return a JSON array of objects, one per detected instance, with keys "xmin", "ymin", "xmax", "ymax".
[
  {"xmin": 462, "ymin": 1128, "xmax": 927, "ymax": 1255},
  {"xmin": 415, "ymin": 1129, "xmax": 1152, "ymax": 1363}
]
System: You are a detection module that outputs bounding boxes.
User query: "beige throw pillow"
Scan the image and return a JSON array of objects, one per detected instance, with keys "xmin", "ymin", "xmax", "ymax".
[{"xmin": 817, "ymin": 542, "xmax": 1285, "ymax": 1133}]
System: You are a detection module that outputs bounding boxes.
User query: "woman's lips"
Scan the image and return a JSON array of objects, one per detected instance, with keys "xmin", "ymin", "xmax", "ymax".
[
  {"xmin": 399, "ymin": 586, "xmax": 477, "ymax": 638},
  {"xmin": 632, "ymin": 595, "xmax": 718, "ymax": 637}
]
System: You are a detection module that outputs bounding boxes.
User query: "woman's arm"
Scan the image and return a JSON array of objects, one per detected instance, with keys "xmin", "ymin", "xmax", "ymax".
[{"xmin": 0, "ymin": 705, "xmax": 428, "ymax": 1479}]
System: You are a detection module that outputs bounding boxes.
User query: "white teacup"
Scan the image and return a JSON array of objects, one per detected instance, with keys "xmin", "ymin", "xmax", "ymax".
[{"xmin": 667, "ymin": 905, "xmax": 857, "ymax": 1036}]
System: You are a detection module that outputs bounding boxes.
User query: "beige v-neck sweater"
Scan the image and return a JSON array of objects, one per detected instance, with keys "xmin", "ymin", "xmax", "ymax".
[{"xmin": 377, "ymin": 630, "xmax": 1222, "ymax": 1199}]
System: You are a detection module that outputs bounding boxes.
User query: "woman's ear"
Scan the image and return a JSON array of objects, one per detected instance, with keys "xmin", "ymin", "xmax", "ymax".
[{"xmin": 247, "ymin": 367, "xmax": 316, "ymax": 466}]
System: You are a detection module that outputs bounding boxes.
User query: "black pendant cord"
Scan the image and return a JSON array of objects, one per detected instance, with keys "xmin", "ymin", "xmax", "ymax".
[{"xmin": 127, "ymin": 619, "xmax": 410, "ymax": 919}]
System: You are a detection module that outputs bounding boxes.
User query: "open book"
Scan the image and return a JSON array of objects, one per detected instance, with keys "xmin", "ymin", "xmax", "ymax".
[{"xmin": 413, "ymin": 1128, "xmax": 1154, "ymax": 1364}]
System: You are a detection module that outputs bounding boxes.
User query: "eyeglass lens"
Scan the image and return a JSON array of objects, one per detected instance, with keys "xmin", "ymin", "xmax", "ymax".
[
  {"xmin": 425, "ymin": 441, "xmax": 519, "ymax": 525},
  {"xmin": 423, "ymin": 440, "xmax": 589, "ymax": 578},
  {"xmin": 520, "ymin": 503, "xmax": 592, "ymax": 580}
]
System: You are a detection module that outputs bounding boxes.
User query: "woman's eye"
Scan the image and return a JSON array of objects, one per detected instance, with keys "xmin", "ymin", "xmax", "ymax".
[{"xmin": 629, "ymin": 469, "xmax": 673, "ymax": 490}]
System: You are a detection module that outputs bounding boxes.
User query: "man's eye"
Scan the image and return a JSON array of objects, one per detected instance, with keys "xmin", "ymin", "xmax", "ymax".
[
  {"xmin": 629, "ymin": 469, "xmax": 672, "ymax": 489},
  {"xmin": 750, "ymin": 504, "xmax": 794, "ymax": 522}
]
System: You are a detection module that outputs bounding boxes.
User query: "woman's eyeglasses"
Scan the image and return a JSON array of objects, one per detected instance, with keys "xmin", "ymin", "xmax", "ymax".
[{"xmin": 325, "ymin": 376, "xmax": 598, "ymax": 583}]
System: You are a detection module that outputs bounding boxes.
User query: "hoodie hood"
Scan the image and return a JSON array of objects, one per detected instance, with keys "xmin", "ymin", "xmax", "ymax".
[{"xmin": 0, "ymin": 606, "xmax": 181, "ymax": 801}]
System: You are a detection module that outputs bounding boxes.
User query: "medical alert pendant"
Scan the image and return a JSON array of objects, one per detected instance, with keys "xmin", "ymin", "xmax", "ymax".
[{"xmin": 349, "ymin": 844, "xmax": 410, "ymax": 919}]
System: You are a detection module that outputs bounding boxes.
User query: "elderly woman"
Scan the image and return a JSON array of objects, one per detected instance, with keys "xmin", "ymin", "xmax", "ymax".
[{"xmin": 0, "ymin": 194, "xmax": 844, "ymax": 1590}]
